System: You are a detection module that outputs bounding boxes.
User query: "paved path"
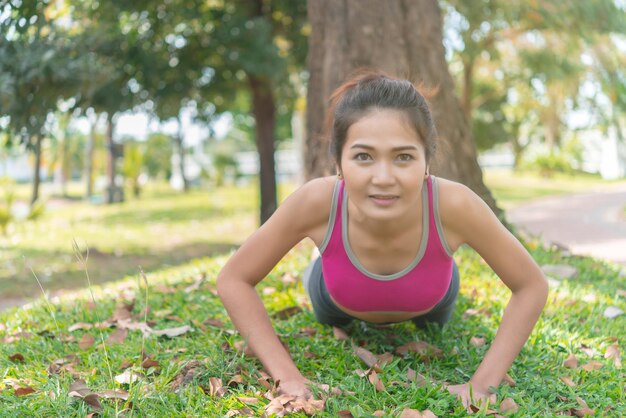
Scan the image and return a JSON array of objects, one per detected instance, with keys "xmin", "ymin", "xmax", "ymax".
[{"xmin": 507, "ymin": 182, "xmax": 626, "ymax": 267}]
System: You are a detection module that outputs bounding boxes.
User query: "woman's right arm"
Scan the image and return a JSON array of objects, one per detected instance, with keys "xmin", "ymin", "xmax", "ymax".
[{"xmin": 216, "ymin": 177, "xmax": 334, "ymax": 395}]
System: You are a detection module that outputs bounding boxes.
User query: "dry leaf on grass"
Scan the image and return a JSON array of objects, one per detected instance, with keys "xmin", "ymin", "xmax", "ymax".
[
  {"xmin": 9, "ymin": 353, "xmax": 25, "ymax": 362},
  {"xmin": 564, "ymin": 354, "xmax": 579, "ymax": 369},
  {"xmin": 559, "ymin": 376, "xmax": 576, "ymax": 387},
  {"xmin": 500, "ymin": 397, "xmax": 519, "ymax": 413},
  {"xmin": 204, "ymin": 378, "xmax": 227, "ymax": 397},
  {"xmin": 333, "ymin": 327, "xmax": 350, "ymax": 341},
  {"xmin": 96, "ymin": 389, "xmax": 129, "ymax": 401},
  {"xmin": 395, "ymin": 341, "xmax": 443, "ymax": 359},
  {"xmin": 353, "ymin": 346, "xmax": 382, "ymax": 371},
  {"xmin": 406, "ymin": 368, "xmax": 429, "ymax": 387},
  {"xmin": 470, "ymin": 337, "xmax": 486, "ymax": 347},
  {"xmin": 14, "ymin": 386, "xmax": 36, "ymax": 397},
  {"xmin": 227, "ymin": 407, "xmax": 255, "ymax": 416},
  {"xmin": 603, "ymin": 306, "xmax": 624, "ymax": 319},
  {"xmin": 399, "ymin": 408, "xmax": 438, "ymax": 418},
  {"xmin": 114, "ymin": 370, "xmax": 142, "ymax": 385},
  {"xmin": 580, "ymin": 361, "xmax": 602, "ymax": 372},
  {"xmin": 106, "ymin": 328, "xmax": 128, "ymax": 345},
  {"xmin": 572, "ymin": 396, "xmax": 594, "ymax": 416},
  {"xmin": 273, "ymin": 306, "xmax": 302, "ymax": 319},
  {"xmin": 368, "ymin": 370, "xmax": 385, "ymax": 392},
  {"xmin": 68, "ymin": 322, "xmax": 94, "ymax": 332},
  {"xmin": 204, "ymin": 319, "xmax": 225, "ymax": 328},
  {"xmin": 150, "ymin": 325, "xmax": 192, "ymax": 338},
  {"xmin": 227, "ymin": 375, "xmax": 245, "ymax": 387},
  {"xmin": 338, "ymin": 410, "xmax": 354, "ymax": 417},
  {"xmin": 79, "ymin": 334, "xmax": 96, "ymax": 350},
  {"xmin": 141, "ymin": 357, "xmax": 160, "ymax": 369},
  {"xmin": 604, "ymin": 344, "xmax": 621, "ymax": 368},
  {"xmin": 170, "ymin": 360, "xmax": 204, "ymax": 392}
]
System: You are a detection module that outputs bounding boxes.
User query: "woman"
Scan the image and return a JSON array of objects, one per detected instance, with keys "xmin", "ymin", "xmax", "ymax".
[{"xmin": 217, "ymin": 69, "xmax": 548, "ymax": 409}]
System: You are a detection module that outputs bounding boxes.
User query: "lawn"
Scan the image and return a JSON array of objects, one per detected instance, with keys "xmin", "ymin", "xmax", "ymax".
[
  {"xmin": 1, "ymin": 171, "xmax": 625, "ymax": 416},
  {"xmin": 0, "ymin": 181, "xmax": 294, "ymax": 302}
]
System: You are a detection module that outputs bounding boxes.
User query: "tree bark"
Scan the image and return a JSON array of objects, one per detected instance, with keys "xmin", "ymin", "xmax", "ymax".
[
  {"xmin": 105, "ymin": 114, "xmax": 122, "ymax": 204},
  {"xmin": 248, "ymin": 74, "xmax": 278, "ymax": 225},
  {"xmin": 175, "ymin": 114, "xmax": 189, "ymax": 192},
  {"xmin": 305, "ymin": 0, "xmax": 501, "ymax": 216},
  {"xmin": 31, "ymin": 134, "xmax": 43, "ymax": 206},
  {"xmin": 85, "ymin": 112, "xmax": 97, "ymax": 198}
]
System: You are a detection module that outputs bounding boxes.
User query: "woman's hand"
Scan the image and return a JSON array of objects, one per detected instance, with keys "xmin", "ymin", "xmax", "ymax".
[
  {"xmin": 446, "ymin": 382, "xmax": 496, "ymax": 412},
  {"xmin": 277, "ymin": 378, "xmax": 314, "ymax": 399}
]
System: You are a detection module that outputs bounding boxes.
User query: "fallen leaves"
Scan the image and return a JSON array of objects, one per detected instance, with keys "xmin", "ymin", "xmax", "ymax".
[
  {"xmin": 604, "ymin": 344, "xmax": 622, "ymax": 368},
  {"xmin": 67, "ymin": 379, "xmax": 129, "ymax": 412},
  {"xmin": 150, "ymin": 325, "xmax": 192, "ymax": 338},
  {"xmin": 399, "ymin": 408, "xmax": 437, "ymax": 418},
  {"xmin": 469, "ymin": 337, "xmax": 486, "ymax": 348},
  {"xmin": 332, "ymin": 327, "xmax": 350, "ymax": 341},
  {"xmin": 79, "ymin": 334, "xmax": 96, "ymax": 350},
  {"xmin": 559, "ymin": 376, "xmax": 577, "ymax": 388},
  {"xmin": 272, "ymin": 306, "xmax": 302, "ymax": 320},
  {"xmin": 14, "ymin": 386, "xmax": 36, "ymax": 396},
  {"xmin": 8, "ymin": 353, "xmax": 25, "ymax": 362},
  {"xmin": 603, "ymin": 306, "xmax": 624, "ymax": 319},
  {"xmin": 564, "ymin": 354, "xmax": 579, "ymax": 369}
]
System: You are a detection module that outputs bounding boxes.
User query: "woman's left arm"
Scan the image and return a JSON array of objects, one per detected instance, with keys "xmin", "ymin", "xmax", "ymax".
[{"xmin": 442, "ymin": 181, "xmax": 549, "ymax": 404}]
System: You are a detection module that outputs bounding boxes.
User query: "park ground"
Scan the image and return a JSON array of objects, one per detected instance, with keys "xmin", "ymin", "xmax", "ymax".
[{"xmin": 0, "ymin": 170, "xmax": 625, "ymax": 416}]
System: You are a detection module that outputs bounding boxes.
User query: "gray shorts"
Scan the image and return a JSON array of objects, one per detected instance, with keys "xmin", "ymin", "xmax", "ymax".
[{"xmin": 302, "ymin": 257, "xmax": 459, "ymax": 328}]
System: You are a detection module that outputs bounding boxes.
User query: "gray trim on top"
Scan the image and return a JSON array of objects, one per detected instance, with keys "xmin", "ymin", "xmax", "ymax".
[
  {"xmin": 432, "ymin": 176, "xmax": 454, "ymax": 257},
  {"xmin": 318, "ymin": 180, "xmax": 341, "ymax": 254},
  {"xmin": 342, "ymin": 180, "xmax": 429, "ymax": 281}
]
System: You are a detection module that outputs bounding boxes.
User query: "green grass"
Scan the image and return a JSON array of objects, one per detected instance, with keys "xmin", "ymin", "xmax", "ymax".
[
  {"xmin": 1, "ymin": 240, "xmax": 624, "ymax": 416},
  {"xmin": 0, "ymin": 181, "xmax": 294, "ymax": 300}
]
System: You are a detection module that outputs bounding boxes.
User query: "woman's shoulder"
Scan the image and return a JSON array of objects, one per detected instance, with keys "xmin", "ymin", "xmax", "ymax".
[
  {"xmin": 280, "ymin": 175, "xmax": 338, "ymax": 234},
  {"xmin": 436, "ymin": 177, "xmax": 485, "ymax": 229}
]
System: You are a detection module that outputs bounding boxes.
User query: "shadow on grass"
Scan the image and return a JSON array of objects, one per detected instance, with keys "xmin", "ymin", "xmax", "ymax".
[{"xmin": 0, "ymin": 241, "xmax": 239, "ymax": 302}]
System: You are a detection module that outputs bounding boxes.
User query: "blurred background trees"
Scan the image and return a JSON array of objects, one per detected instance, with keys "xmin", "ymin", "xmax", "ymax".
[{"xmin": 1, "ymin": 0, "xmax": 625, "ymax": 222}]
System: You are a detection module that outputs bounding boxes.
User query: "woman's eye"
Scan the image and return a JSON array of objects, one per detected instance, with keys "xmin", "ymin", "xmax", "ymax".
[
  {"xmin": 397, "ymin": 154, "xmax": 414, "ymax": 161},
  {"xmin": 354, "ymin": 153, "xmax": 372, "ymax": 161}
]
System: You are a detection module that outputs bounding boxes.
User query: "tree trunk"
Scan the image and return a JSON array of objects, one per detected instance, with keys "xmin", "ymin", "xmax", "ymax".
[
  {"xmin": 175, "ymin": 115, "xmax": 189, "ymax": 192},
  {"xmin": 31, "ymin": 134, "xmax": 43, "ymax": 206},
  {"xmin": 462, "ymin": 58, "xmax": 474, "ymax": 121},
  {"xmin": 105, "ymin": 114, "xmax": 120, "ymax": 204},
  {"xmin": 85, "ymin": 112, "xmax": 97, "ymax": 198},
  {"xmin": 305, "ymin": 0, "xmax": 501, "ymax": 217},
  {"xmin": 248, "ymin": 74, "xmax": 278, "ymax": 225}
]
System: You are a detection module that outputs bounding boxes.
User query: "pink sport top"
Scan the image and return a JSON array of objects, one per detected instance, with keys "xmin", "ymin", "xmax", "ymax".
[{"xmin": 319, "ymin": 176, "xmax": 454, "ymax": 313}]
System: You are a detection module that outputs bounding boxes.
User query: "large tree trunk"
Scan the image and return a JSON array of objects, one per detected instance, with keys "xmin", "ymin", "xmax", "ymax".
[
  {"xmin": 31, "ymin": 134, "xmax": 43, "ymax": 206},
  {"xmin": 305, "ymin": 0, "xmax": 501, "ymax": 216},
  {"xmin": 248, "ymin": 74, "xmax": 278, "ymax": 225}
]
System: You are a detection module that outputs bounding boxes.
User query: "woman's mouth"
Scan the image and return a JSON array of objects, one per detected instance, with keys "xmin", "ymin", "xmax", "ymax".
[{"xmin": 369, "ymin": 195, "xmax": 398, "ymax": 206}]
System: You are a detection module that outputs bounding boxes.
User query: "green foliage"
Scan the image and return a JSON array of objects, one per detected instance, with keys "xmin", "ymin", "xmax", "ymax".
[
  {"xmin": 121, "ymin": 141, "xmax": 145, "ymax": 197},
  {"xmin": 26, "ymin": 199, "xmax": 45, "ymax": 222},
  {"xmin": 144, "ymin": 133, "xmax": 173, "ymax": 180},
  {"xmin": 0, "ymin": 177, "xmax": 15, "ymax": 235}
]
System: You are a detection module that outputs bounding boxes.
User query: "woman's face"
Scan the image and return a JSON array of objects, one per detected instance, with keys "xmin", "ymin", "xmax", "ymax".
[{"xmin": 339, "ymin": 109, "xmax": 428, "ymax": 221}]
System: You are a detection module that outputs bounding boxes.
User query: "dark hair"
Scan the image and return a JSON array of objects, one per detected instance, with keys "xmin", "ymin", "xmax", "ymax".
[{"xmin": 326, "ymin": 69, "xmax": 437, "ymax": 167}]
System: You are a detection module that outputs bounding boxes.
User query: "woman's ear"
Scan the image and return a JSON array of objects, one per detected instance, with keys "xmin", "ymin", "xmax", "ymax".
[
  {"xmin": 425, "ymin": 166, "xmax": 430, "ymax": 177},
  {"xmin": 336, "ymin": 165, "xmax": 342, "ymax": 178}
]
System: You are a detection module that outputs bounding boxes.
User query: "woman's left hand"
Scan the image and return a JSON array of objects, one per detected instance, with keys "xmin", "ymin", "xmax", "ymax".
[{"xmin": 446, "ymin": 382, "xmax": 496, "ymax": 412}]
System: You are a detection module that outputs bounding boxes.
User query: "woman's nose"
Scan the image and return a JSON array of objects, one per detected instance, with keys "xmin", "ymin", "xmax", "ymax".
[{"xmin": 371, "ymin": 162, "xmax": 395, "ymax": 185}]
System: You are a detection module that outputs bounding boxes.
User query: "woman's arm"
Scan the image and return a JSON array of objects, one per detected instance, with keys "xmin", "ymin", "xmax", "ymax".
[
  {"xmin": 441, "ymin": 181, "xmax": 549, "ymax": 404},
  {"xmin": 217, "ymin": 178, "xmax": 334, "ymax": 394}
]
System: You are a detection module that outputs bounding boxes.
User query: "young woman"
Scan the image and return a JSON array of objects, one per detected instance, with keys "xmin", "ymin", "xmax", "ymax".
[{"xmin": 217, "ymin": 70, "xmax": 548, "ymax": 408}]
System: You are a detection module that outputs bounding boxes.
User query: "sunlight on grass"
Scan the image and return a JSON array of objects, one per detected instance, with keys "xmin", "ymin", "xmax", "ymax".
[
  {"xmin": 0, "ymin": 181, "xmax": 295, "ymax": 300},
  {"xmin": 0, "ymin": 240, "xmax": 624, "ymax": 416}
]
